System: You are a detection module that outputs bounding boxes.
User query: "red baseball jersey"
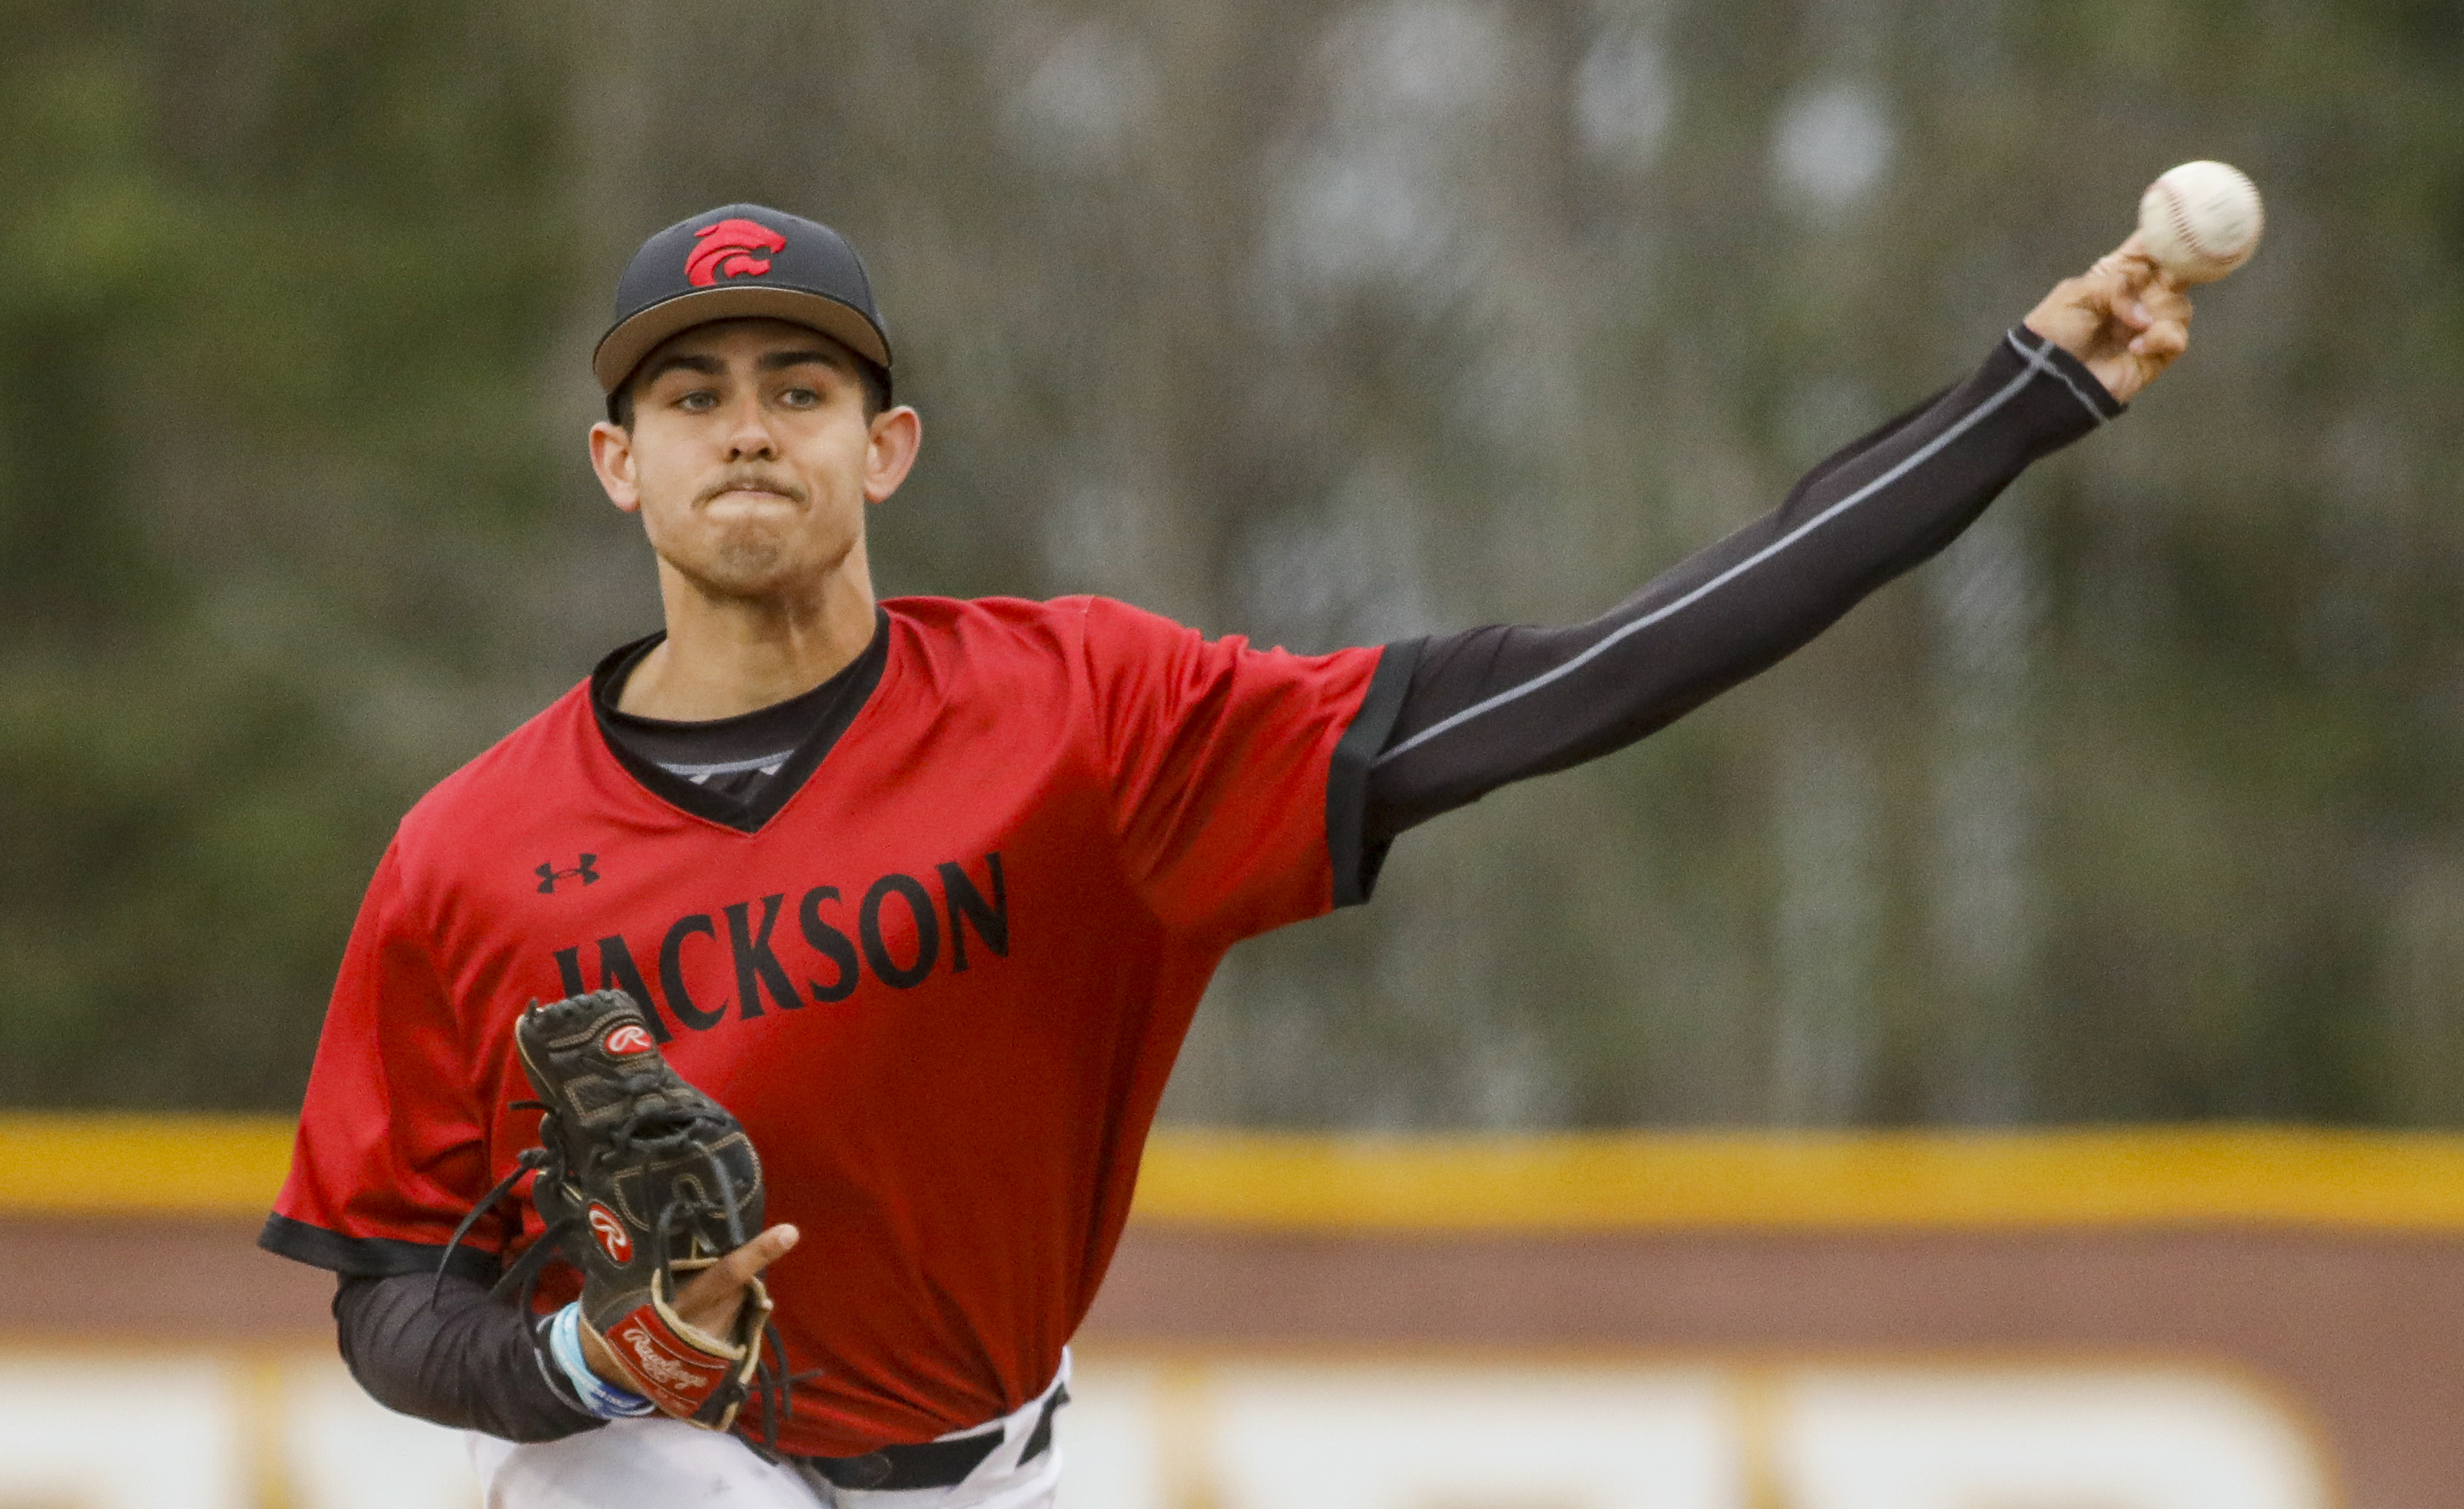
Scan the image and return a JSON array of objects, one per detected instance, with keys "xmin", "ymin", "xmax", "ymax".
[{"xmin": 265, "ymin": 594, "xmax": 1389, "ymax": 1456}]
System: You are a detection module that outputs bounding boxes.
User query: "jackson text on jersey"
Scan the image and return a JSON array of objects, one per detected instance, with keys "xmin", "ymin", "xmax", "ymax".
[{"xmin": 550, "ymin": 853, "xmax": 1008, "ymax": 1038}]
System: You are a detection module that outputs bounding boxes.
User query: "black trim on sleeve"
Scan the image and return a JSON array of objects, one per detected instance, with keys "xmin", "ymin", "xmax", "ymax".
[
  {"xmin": 259, "ymin": 1212, "xmax": 501, "ymax": 1286},
  {"xmin": 1325, "ymin": 640, "xmax": 1422, "ymax": 907},
  {"xmin": 588, "ymin": 605, "xmax": 891, "ymax": 834}
]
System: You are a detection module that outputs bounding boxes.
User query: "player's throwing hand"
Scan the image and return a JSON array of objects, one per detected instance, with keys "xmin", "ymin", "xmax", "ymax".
[{"xmin": 2023, "ymin": 232, "xmax": 2193, "ymax": 405}]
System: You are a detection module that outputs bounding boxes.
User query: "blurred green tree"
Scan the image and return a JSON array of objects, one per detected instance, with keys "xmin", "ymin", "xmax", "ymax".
[
  {"xmin": 5, "ymin": 0, "xmax": 2463, "ymax": 1128},
  {"xmin": 0, "ymin": 2, "xmax": 579, "ymax": 1105}
]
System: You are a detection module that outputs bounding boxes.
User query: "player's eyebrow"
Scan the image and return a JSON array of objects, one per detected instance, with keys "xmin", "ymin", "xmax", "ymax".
[
  {"xmin": 640, "ymin": 345, "xmax": 849, "ymax": 389},
  {"xmin": 758, "ymin": 348, "xmax": 847, "ymax": 375},
  {"xmin": 641, "ymin": 352, "xmax": 725, "ymax": 385}
]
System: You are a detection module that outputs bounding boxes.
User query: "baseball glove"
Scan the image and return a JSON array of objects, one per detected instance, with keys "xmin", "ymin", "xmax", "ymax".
[{"xmin": 443, "ymin": 989, "xmax": 789, "ymax": 1440}]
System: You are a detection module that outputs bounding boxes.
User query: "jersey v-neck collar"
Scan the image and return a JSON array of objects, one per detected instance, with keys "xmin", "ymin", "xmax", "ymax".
[{"xmin": 587, "ymin": 606, "xmax": 891, "ymax": 834}]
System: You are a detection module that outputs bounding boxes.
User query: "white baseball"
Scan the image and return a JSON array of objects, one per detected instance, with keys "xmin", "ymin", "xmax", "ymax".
[{"xmin": 2137, "ymin": 161, "xmax": 2264, "ymax": 284}]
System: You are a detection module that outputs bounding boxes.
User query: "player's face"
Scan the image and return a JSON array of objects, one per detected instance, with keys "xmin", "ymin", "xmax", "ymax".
[{"xmin": 588, "ymin": 319, "xmax": 919, "ymax": 603}]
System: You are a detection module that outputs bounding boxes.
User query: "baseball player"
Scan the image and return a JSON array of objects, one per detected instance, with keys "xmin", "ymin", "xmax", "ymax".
[{"xmin": 261, "ymin": 203, "xmax": 2190, "ymax": 1507}]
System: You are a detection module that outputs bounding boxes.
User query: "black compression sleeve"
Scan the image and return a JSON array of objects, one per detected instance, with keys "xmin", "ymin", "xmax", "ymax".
[
  {"xmin": 334, "ymin": 1272, "xmax": 601, "ymax": 1442},
  {"xmin": 1357, "ymin": 327, "xmax": 2119, "ymax": 860}
]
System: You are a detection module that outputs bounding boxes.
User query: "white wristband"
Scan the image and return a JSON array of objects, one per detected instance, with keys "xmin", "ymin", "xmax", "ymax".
[{"xmin": 549, "ymin": 1303, "xmax": 657, "ymax": 1420}]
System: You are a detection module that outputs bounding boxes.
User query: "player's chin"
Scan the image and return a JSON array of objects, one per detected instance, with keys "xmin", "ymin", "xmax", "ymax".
[
  {"xmin": 690, "ymin": 528, "xmax": 859, "ymax": 599},
  {"xmin": 673, "ymin": 535, "xmax": 796, "ymax": 599}
]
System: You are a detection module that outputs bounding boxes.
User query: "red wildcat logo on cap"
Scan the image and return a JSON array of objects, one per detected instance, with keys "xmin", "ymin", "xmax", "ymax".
[{"xmin": 685, "ymin": 219, "xmax": 786, "ymax": 287}]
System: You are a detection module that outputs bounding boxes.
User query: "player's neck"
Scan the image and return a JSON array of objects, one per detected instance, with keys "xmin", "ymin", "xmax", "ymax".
[{"xmin": 621, "ymin": 555, "xmax": 879, "ymax": 722}]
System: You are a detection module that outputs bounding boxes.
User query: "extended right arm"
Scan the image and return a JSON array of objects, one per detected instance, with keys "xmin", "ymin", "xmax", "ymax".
[{"xmin": 1348, "ymin": 241, "xmax": 2193, "ymax": 871}]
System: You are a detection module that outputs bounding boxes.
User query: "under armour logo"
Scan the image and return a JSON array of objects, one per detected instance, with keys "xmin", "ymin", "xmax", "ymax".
[{"xmin": 537, "ymin": 855, "xmax": 599, "ymax": 894}]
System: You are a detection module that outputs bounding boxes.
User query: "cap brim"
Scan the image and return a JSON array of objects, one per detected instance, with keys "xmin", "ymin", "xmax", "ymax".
[{"xmin": 592, "ymin": 286, "xmax": 893, "ymax": 393}]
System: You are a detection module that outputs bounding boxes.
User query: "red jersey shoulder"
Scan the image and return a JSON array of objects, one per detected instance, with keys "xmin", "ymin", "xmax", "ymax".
[
  {"xmin": 879, "ymin": 592, "xmax": 1248, "ymax": 691},
  {"xmin": 877, "ymin": 594, "xmax": 1171, "ymax": 742},
  {"xmin": 387, "ymin": 682, "xmax": 607, "ymax": 897},
  {"xmin": 880, "ymin": 593, "xmax": 1203, "ymax": 662},
  {"xmin": 878, "ymin": 594, "xmax": 1098, "ymax": 690},
  {"xmin": 1061, "ymin": 591, "xmax": 1312, "ymax": 666}
]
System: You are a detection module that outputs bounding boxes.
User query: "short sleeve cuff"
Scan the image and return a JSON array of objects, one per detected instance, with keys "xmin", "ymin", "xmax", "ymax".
[
  {"xmin": 1326, "ymin": 641, "xmax": 1422, "ymax": 908},
  {"xmin": 259, "ymin": 1212, "xmax": 501, "ymax": 1285}
]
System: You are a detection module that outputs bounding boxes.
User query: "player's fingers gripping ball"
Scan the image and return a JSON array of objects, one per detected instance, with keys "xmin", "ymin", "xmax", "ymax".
[
  {"xmin": 2137, "ymin": 161, "xmax": 2264, "ymax": 286},
  {"xmin": 514, "ymin": 990, "xmax": 780, "ymax": 1433}
]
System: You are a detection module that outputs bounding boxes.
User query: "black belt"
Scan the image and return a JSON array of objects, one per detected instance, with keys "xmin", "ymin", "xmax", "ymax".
[{"xmin": 801, "ymin": 1384, "xmax": 1068, "ymax": 1492}]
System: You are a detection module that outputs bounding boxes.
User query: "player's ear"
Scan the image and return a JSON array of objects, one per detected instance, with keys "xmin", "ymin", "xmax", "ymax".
[
  {"xmin": 589, "ymin": 420, "xmax": 643, "ymax": 514},
  {"xmin": 863, "ymin": 406, "xmax": 922, "ymax": 506}
]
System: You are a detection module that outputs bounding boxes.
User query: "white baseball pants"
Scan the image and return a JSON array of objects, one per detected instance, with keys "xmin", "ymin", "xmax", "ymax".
[{"xmin": 468, "ymin": 1353, "xmax": 1067, "ymax": 1509}]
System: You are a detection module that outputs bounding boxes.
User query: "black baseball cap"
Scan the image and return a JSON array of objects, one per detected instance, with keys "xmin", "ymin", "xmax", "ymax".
[{"xmin": 593, "ymin": 203, "xmax": 893, "ymax": 402}]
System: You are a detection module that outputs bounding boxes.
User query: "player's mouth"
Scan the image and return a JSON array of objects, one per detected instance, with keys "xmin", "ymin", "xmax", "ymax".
[{"xmin": 698, "ymin": 473, "xmax": 807, "ymax": 508}]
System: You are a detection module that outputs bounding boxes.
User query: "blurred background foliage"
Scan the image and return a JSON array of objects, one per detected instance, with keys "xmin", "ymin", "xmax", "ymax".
[{"xmin": 4, "ymin": 0, "xmax": 2462, "ymax": 1124}]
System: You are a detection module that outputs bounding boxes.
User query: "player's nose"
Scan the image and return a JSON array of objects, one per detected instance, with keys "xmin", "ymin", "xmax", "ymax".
[{"xmin": 722, "ymin": 400, "xmax": 780, "ymax": 460}]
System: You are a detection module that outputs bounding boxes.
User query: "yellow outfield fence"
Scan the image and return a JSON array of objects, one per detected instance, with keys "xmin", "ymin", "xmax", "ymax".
[
  {"xmin": 1130, "ymin": 1126, "xmax": 2464, "ymax": 1231},
  {"xmin": 8, "ymin": 1115, "xmax": 2464, "ymax": 1230},
  {"xmin": 0, "ymin": 1114, "xmax": 297, "ymax": 1215}
]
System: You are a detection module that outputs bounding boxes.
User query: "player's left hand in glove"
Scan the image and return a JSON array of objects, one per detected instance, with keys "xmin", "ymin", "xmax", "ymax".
[{"xmin": 444, "ymin": 989, "xmax": 799, "ymax": 1440}]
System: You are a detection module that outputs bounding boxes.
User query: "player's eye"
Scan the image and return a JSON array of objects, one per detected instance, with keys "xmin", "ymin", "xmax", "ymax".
[
  {"xmin": 777, "ymin": 385, "xmax": 821, "ymax": 409},
  {"xmin": 675, "ymin": 388, "xmax": 719, "ymax": 412}
]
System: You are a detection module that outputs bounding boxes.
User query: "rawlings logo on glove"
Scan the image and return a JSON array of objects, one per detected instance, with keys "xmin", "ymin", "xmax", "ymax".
[
  {"xmin": 440, "ymin": 990, "xmax": 793, "ymax": 1442},
  {"xmin": 611, "ymin": 1309, "xmax": 737, "ymax": 1410},
  {"xmin": 587, "ymin": 1204, "xmax": 632, "ymax": 1264}
]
